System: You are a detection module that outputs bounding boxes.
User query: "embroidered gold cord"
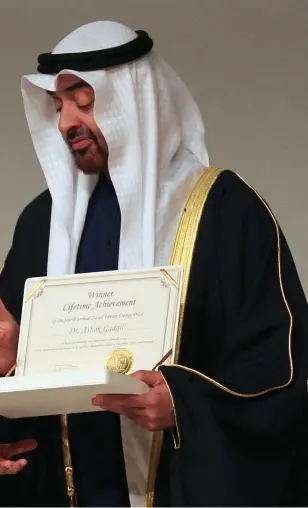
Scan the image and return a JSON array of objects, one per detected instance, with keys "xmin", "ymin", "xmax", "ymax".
[{"xmin": 61, "ymin": 414, "xmax": 77, "ymax": 507}]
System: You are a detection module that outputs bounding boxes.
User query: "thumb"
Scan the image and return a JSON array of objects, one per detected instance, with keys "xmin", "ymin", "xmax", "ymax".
[{"xmin": 131, "ymin": 370, "xmax": 163, "ymax": 387}]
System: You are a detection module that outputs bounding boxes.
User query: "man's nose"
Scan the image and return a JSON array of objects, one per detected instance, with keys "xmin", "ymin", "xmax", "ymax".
[{"xmin": 58, "ymin": 102, "xmax": 82, "ymax": 138}]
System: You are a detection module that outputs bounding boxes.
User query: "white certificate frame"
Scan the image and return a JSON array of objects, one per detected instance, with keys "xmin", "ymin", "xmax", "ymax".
[{"xmin": 16, "ymin": 265, "xmax": 183, "ymax": 377}]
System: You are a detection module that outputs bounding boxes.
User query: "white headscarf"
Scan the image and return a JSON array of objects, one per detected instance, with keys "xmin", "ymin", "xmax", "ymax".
[{"xmin": 21, "ymin": 20, "xmax": 209, "ymax": 277}]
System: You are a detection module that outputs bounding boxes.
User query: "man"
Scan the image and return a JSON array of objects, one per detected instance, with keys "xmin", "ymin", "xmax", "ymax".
[{"xmin": 0, "ymin": 19, "xmax": 308, "ymax": 507}]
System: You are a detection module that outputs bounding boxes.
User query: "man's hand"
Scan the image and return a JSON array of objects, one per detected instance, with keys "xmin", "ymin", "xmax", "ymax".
[
  {"xmin": 92, "ymin": 370, "xmax": 175, "ymax": 431},
  {"xmin": 0, "ymin": 439, "xmax": 37, "ymax": 475},
  {"xmin": 0, "ymin": 299, "xmax": 19, "ymax": 376}
]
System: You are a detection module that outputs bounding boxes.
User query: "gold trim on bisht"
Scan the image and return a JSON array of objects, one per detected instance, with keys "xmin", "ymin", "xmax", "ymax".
[
  {"xmin": 172, "ymin": 172, "xmax": 294, "ymax": 397},
  {"xmin": 61, "ymin": 415, "xmax": 77, "ymax": 507},
  {"xmin": 145, "ymin": 166, "xmax": 294, "ymax": 507},
  {"xmin": 145, "ymin": 166, "xmax": 223, "ymax": 507}
]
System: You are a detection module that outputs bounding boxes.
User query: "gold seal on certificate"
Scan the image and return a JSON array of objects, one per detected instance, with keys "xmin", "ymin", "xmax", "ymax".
[{"xmin": 105, "ymin": 348, "xmax": 134, "ymax": 374}]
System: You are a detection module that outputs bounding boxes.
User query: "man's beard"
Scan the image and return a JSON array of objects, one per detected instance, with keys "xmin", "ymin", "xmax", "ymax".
[{"xmin": 66, "ymin": 126, "xmax": 108, "ymax": 175}]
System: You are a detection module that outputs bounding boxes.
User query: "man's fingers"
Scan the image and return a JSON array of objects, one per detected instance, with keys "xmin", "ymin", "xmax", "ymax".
[
  {"xmin": 124, "ymin": 414, "xmax": 156, "ymax": 431},
  {"xmin": 92, "ymin": 394, "xmax": 147, "ymax": 409},
  {"xmin": 131, "ymin": 370, "xmax": 163, "ymax": 386},
  {"xmin": 3, "ymin": 439, "xmax": 37, "ymax": 459},
  {"xmin": 100, "ymin": 406, "xmax": 146, "ymax": 418},
  {"xmin": 121, "ymin": 408, "xmax": 146, "ymax": 418},
  {"xmin": 0, "ymin": 439, "xmax": 37, "ymax": 476},
  {"xmin": 0, "ymin": 458, "xmax": 27, "ymax": 475}
]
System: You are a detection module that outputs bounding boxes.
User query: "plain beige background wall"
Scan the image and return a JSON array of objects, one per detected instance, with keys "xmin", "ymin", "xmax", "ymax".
[{"xmin": 0, "ymin": 0, "xmax": 307, "ymax": 294}]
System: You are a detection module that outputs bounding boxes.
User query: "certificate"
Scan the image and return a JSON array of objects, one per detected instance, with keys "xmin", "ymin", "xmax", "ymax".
[
  {"xmin": 0, "ymin": 266, "xmax": 182, "ymax": 418},
  {"xmin": 16, "ymin": 265, "xmax": 182, "ymax": 378}
]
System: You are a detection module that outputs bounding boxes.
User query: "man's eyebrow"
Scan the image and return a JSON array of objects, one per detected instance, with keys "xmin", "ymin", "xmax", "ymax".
[{"xmin": 47, "ymin": 82, "xmax": 92, "ymax": 96}]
